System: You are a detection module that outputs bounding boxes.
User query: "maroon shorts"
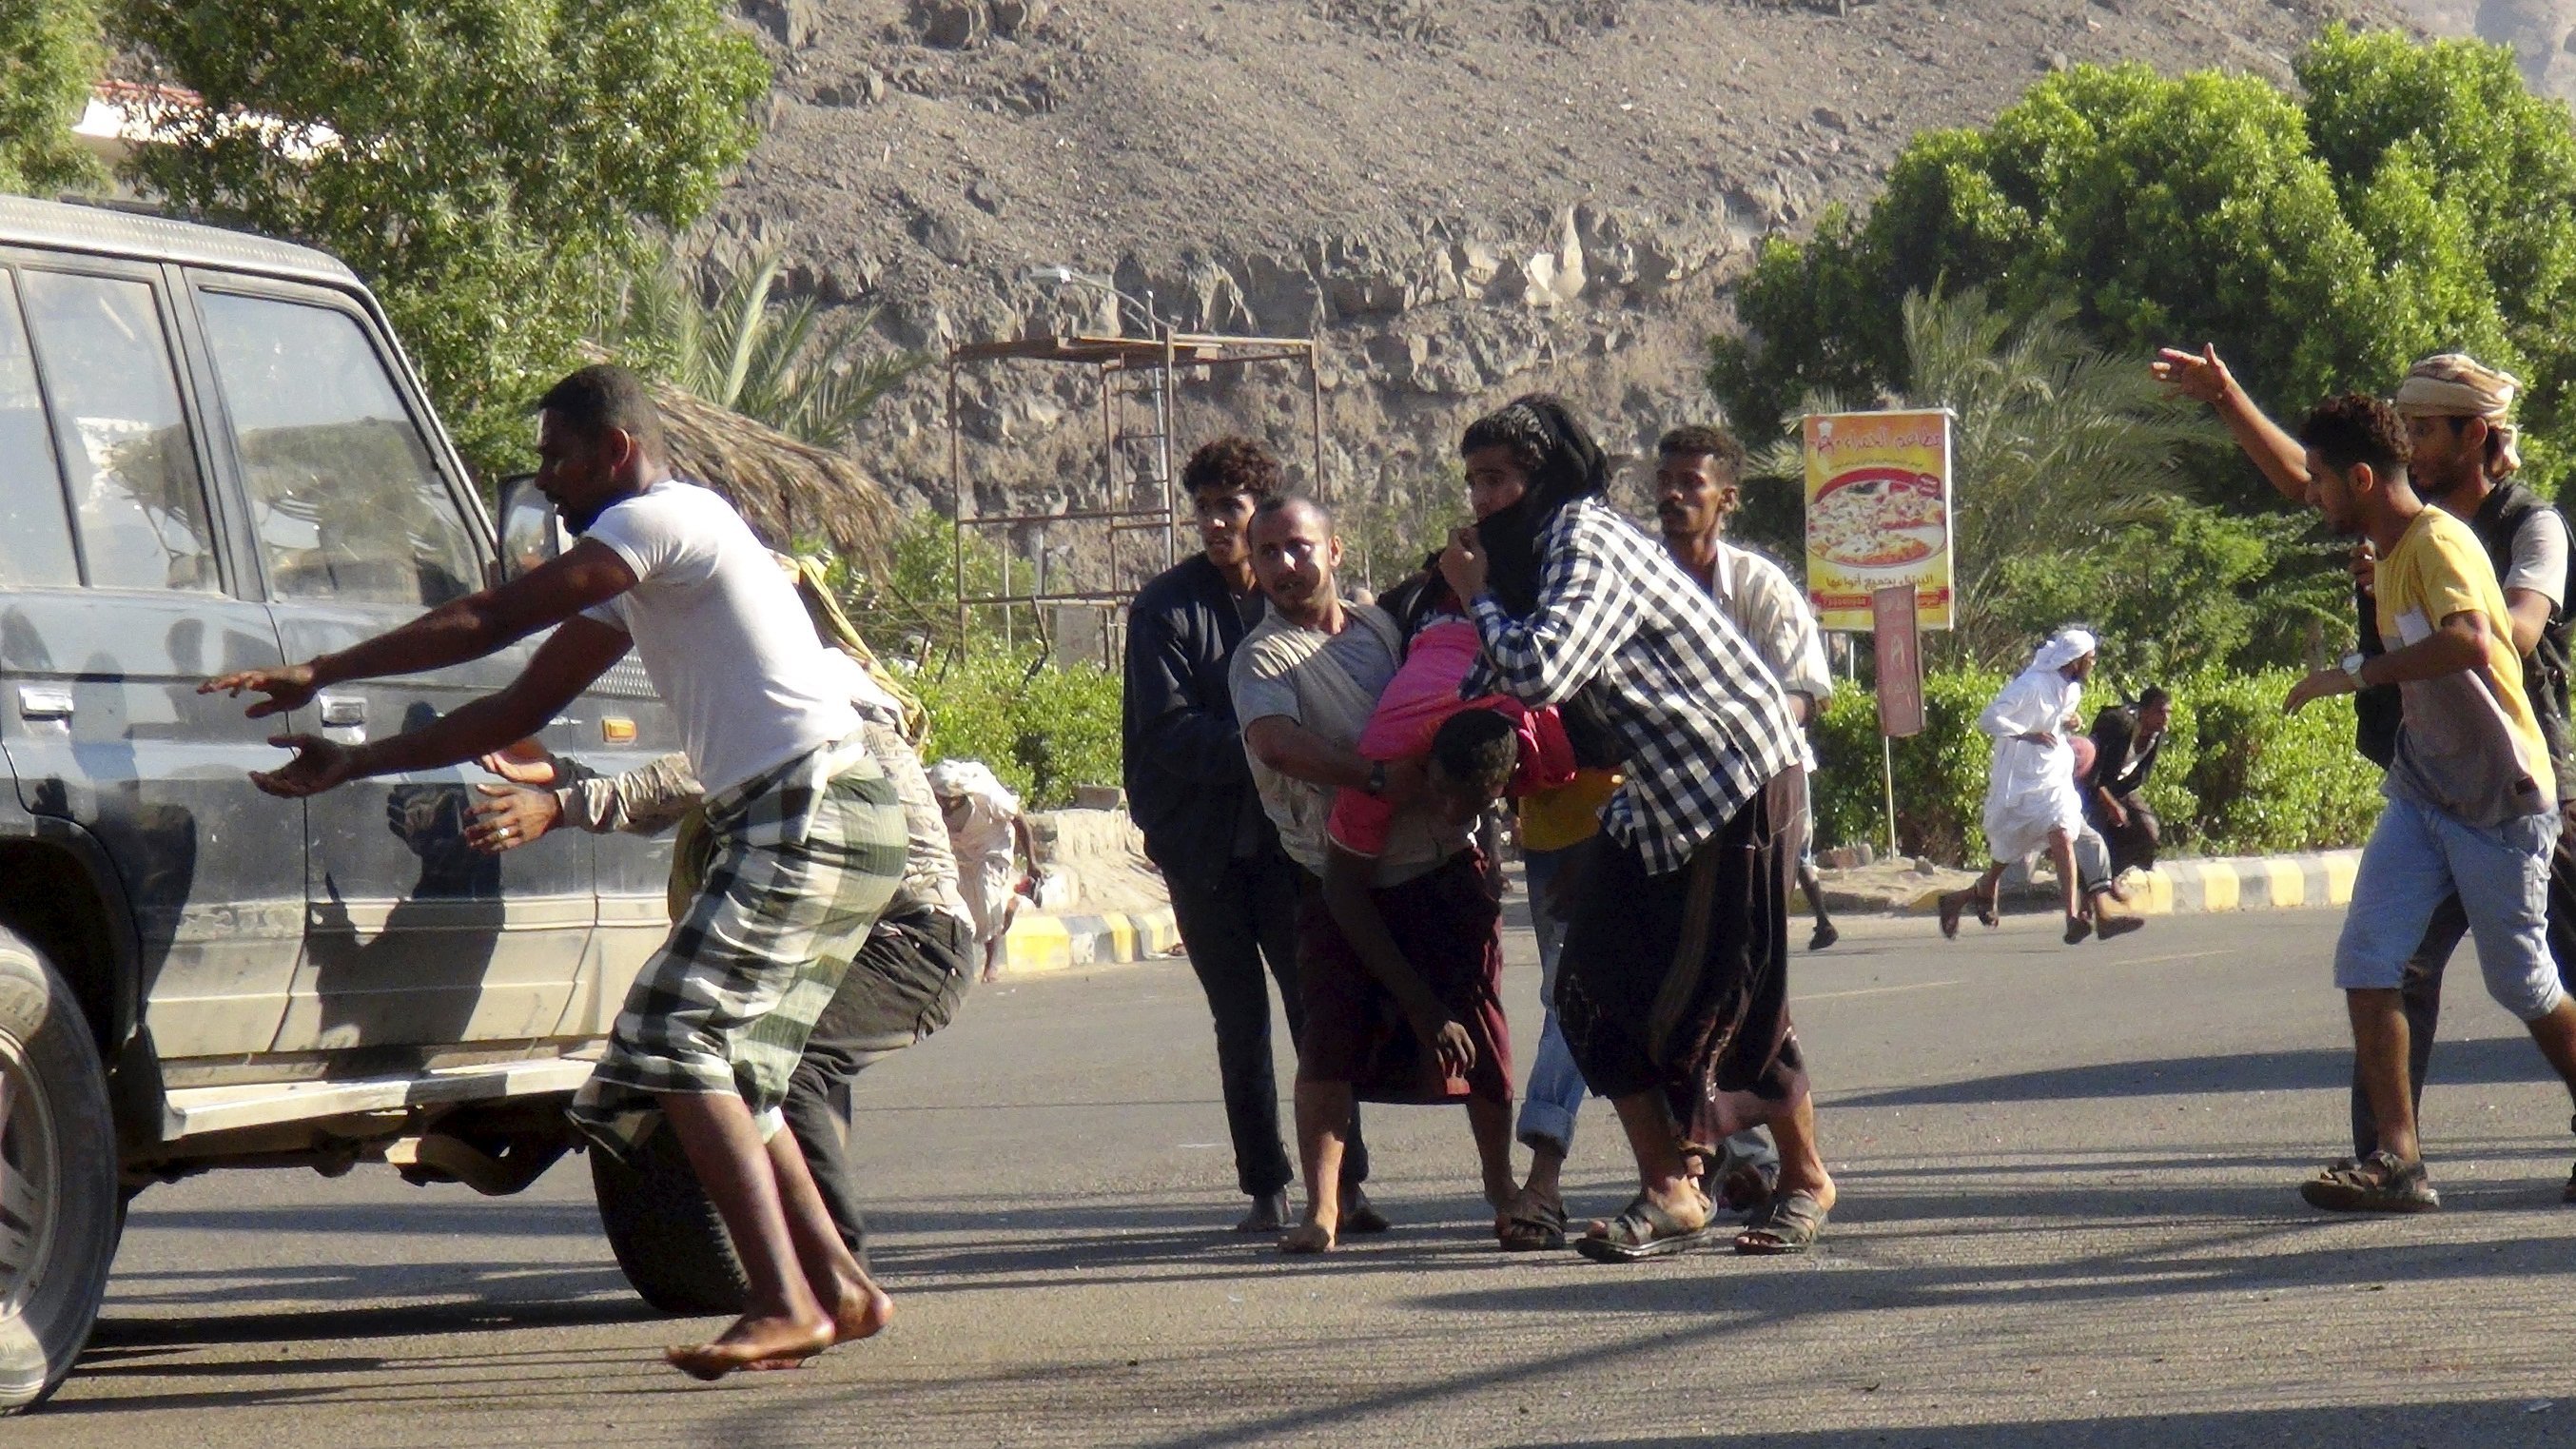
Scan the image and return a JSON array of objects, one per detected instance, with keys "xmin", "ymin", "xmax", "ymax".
[{"xmin": 1294, "ymin": 851, "xmax": 1513, "ymax": 1106}]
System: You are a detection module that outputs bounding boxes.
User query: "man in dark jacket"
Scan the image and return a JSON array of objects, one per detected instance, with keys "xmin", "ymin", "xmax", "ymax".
[
  {"xmin": 2083, "ymin": 686, "xmax": 2169, "ymax": 876},
  {"xmin": 1122, "ymin": 438, "xmax": 1371, "ymax": 1233}
]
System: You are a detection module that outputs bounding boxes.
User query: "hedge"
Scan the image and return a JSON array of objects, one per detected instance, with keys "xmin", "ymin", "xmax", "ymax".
[
  {"xmin": 904, "ymin": 653, "xmax": 2386, "ymax": 853},
  {"xmin": 910, "ymin": 651, "xmax": 1122, "ymax": 810},
  {"xmin": 1812, "ymin": 667, "xmax": 2382, "ymax": 863}
]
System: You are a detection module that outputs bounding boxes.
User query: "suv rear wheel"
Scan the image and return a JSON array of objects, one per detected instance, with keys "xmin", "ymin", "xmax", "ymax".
[
  {"xmin": 588, "ymin": 1125, "xmax": 747, "ymax": 1316},
  {"xmin": 0, "ymin": 928, "xmax": 119, "ymax": 1413}
]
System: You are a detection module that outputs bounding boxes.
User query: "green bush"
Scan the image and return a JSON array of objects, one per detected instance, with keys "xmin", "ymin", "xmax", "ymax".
[
  {"xmin": 1812, "ymin": 665, "xmax": 2380, "ymax": 863},
  {"xmin": 1814, "ymin": 667, "xmax": 2004, "ymax": 863},
  {"xmin": 912, "ymin": 651, "xmax": 1122, "ymax": 810}
]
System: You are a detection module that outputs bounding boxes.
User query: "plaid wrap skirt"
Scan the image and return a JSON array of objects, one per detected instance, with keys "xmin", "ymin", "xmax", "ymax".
[{"xmin": 569, "ymin": 735, "xmax": 907, "ymax": 1159}]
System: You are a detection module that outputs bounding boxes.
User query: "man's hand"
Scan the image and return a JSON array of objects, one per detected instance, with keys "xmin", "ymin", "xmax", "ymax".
[
  {"xmin": 2350, "ymin": 541, "xmax": 2377, "ymax": 597},
  {"xmin": 1437, "ymin": 525, "xmax": 1489, "ymax": 603},
  {"xmin": 2014, "ymin": 731, "xmax": 2058, "ymax": 747},
  {"xmin": 2283, "ymin": 668, "xmax": 2355, "ymax": 715},
  {"xmin": 1415, "ymin": 1013, "xmax": 1476, "ymax": 1080},
  {"xmin": 478, "ymin": 746, "xmax": 560, "ymax": 788},
  {"xmin": 466, "ymin": 783, "xmax": 563, "ymax": 853},
  {"xmin": 201, "ymin": 662, "xmax": 320, "ymax": 719},
  {"xmin": 2101, "ymin": 793, "xmax": 2129, "ymax": 828},
  {"xmin": 250, "ymin": 734, "xmax": 361, "ymax": 797},
  {"xmin": 2151, "ymin": 344, "xmax": 2233, "ymax": 406}
]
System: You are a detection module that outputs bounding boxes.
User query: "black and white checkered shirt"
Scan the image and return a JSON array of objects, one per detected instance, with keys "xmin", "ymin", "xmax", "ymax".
[{"xmin": 1463, "ymin": 497, "xmax": 1803, "ymax": 875}]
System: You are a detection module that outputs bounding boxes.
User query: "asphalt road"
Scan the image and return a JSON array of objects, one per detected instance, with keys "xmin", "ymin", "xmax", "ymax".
[{"xmin": 23, "ymin": 898, "xmax": 2576, "ymax": 1447}]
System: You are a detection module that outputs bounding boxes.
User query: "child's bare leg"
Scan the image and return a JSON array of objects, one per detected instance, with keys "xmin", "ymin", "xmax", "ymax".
[
  {"xmin": 1284, "ymin": 1079, "xmax": 1352, "ymax": 1253},
  {"xmin": 658, "ymin": 1091, "xmax": 832, "ymax": 1379},
  {"xmin": 1466, "ymin": 1096, "xmax": 1516, "ymax": 1225}
]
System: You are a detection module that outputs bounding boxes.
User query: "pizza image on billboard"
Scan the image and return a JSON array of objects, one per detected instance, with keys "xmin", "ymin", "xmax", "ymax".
[
  {"xmin": 1801, "ymin": 408, "xmax": 1955, "ymax": 632},
  {"xmin": 1808, "ymin": 467, "xmax": 1945, "ymax": 569}
]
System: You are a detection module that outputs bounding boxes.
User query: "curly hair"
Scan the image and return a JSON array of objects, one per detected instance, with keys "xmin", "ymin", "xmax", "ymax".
[
  {"xmin": 2296, "ymin": 393, "xmax": 2410, "ymax": 480},
  {"xmin": 1181, "ymin": 436, "xmax": 1285, "ymax": 499},
  {"xmin": 1657, "ymin": 423, "xmax": 1746, "ymax": 475}
]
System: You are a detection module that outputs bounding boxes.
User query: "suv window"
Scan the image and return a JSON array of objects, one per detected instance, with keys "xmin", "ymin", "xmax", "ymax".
[
  {"xmin": 198, "ymin": 290, "xmax": 479, "ymax": 608},
  {"xmin": 0, "ymin": 274, "xmax": 77, "ymax": 588},
  {"xmin": 19, "ymin": 269, "xmax": 220, "ymax": 592}
]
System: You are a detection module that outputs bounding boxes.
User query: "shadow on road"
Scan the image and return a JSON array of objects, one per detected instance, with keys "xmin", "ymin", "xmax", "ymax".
[{"xmin": 1490, "ymin": 1399, "xmax": 2573, "ymax": 1449}]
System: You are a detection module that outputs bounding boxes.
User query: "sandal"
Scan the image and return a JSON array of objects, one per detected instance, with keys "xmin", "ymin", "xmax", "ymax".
[
  {"xmin": 1498, "ymin": 1191, "xmax": 1567, "ymax": 1252},
  {"xmin": 1712, "ymin": 1159, "xmax": 1778, "ymax": 1218},
  {"xmin": 2063, "ymin": 914, "xmax": 2094, "ymax": 946},
  {"xmin": 1573, "ymin": 1192, "xmax": 1724, "ymax": 1263},
  {"xmin": 2299, "ymin": 1150, "xmax": 2440, "ymax": 1213},
  {"xmin": 1735, "ymin": 1188, "xmax": 1829, "ymax": 1255},
  {"xmin": 1939, "ymin": 891, "xmax": 1969, "ymax": 940}
]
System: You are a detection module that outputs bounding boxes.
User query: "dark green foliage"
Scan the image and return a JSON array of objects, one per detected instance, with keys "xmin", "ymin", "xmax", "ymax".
[
  {"xmin": 1811, "ymin": 666, "xmax": 2382, "ymax": 863},
  {"xmin": 0, "ymin": 1, "xmax": 105, "ymax": 195},
  {"xmin": 114, "ymin": 0, "xmax": 768, "ymax": 480},
  {"xmin": 1714, "ymin": 29, "xmax": 2576, "ymax": 502}
]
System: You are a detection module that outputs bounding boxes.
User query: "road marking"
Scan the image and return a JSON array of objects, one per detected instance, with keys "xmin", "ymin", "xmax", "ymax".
[
  {"xmin": 2112, "ymin": 950, "xmax": 2234, "ymax": 967},
  {"xmin": 1793, "ymin": 979, "xmax": 1961, "ymax": 1004}
]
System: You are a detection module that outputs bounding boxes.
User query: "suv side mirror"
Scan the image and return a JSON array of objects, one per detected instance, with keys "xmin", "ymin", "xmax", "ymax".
[{"xmin": 496, "ymin": 473, "xmax": 569, "ymax": 582}]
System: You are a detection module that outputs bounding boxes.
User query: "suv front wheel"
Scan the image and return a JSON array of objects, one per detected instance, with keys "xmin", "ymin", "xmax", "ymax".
[{"xmin": 0, "ymin": 927, "xmax": 119, "ymax": 1413}]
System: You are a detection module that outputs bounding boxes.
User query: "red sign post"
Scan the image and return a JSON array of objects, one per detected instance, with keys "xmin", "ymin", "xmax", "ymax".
[
  {"xmin": 1870, "ymin": 584, "xmax": 1922, "ymax": 857},
  {"xmin": 1873, "ymin": 584, "xmax": 1924, "ymax": 738}
]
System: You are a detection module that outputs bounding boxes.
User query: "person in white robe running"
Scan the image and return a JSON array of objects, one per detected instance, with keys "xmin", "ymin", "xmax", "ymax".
[{"xmin": 1939, "ymin": 628, "xmax": 2143, "ymax": 945}]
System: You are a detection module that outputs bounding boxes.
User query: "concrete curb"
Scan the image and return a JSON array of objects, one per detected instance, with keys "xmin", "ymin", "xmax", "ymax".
[
  {"xmin": 999, "ymin": 850, "xmax": 2367, "ymax": 977},
  {"xmin": 999, "ymin": 905, "xmax": 1182, "ymax": 976},
  {"xmin": 1865, "ymin": 850, "xmax": 2366, "ymax": 917}
]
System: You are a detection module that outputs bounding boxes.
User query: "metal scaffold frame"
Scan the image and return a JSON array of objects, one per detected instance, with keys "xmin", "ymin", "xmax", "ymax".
[{"xmin": 946, "ymin": 331, "xmax": 1326, "ymax": 665}]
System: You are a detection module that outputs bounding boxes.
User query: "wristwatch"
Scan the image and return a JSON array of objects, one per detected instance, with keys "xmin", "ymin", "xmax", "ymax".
[
  {"xmin": 2340, "ymin": 651, "xmax": 2369, "ymax": 692},
  {"xmin": 1365, "ymin": 760, "xmax": 1389, "ymax": 797}
]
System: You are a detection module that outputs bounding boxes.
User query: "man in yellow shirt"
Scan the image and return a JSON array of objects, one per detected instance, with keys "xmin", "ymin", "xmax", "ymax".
[{"xmin": 2284, "ymin": 394, "xmax": 2576, "ymax": 1212}]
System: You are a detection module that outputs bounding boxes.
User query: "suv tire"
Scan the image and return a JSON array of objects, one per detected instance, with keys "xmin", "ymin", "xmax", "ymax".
[
  {"xmin": 0, "ymin": 928, "xmax": 119, "ymax": 1413},
  {"xmin": 588, "ymin": 1125, "xmax": 747, "ymax": 1316}
]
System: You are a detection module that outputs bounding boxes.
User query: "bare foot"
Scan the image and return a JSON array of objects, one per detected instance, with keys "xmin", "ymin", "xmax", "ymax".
[
  {"xmin": 667, "ymin": 1310, "xmax": 834, "ymax": 1381},
  {"xmin": 746, "ymin": 1278, "xmax": 894, "ymax": 1371},
  {"xmin": 1279, "ymin": 1221, "xmax": 1336, "ymax": 1254}
]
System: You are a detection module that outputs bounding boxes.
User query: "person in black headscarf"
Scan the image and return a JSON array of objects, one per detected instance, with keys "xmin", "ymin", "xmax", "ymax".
[{"xmin": 1446, "ymin": 395, "xmax": 1834, "ymax": 1262}]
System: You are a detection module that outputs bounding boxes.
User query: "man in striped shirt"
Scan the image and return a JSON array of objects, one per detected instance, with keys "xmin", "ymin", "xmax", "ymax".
[{"xmin": 1444, "ymin": 395, "xmax": 1837, "ymax": 1262}]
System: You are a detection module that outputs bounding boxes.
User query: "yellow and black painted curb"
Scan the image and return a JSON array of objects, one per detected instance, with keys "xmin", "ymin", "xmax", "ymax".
[
  {"xmin": 1884, "ymin": 851, "xmax": 2366, "ymax": 917},
  {"xmin": 998, "ymin": 907, "xmax": 1183, "ymax": 977}
]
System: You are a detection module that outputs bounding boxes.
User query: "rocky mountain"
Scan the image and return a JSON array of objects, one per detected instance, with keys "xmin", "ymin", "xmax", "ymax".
[{"xmin": 711, "ymin": 0, "xmax": 2424, "ymax": 597}]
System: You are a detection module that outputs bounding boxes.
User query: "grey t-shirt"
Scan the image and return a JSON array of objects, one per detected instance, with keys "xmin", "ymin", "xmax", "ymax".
[{"xmin": 1228, "ymin": 602, "xmax": 1464, "ymax": 884}]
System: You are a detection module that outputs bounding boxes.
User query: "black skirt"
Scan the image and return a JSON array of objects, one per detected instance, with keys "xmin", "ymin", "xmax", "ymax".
[{"xmin": 1553, "ymin": 767, "xmax": 1809, "ymax": 1153}]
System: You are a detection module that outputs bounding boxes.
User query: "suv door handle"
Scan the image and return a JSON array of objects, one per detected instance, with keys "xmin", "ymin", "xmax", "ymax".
[
  {"xmin": 16, "ymin": 686, "xmax": 71, "ymax": 719},
  {"xmin": 318, "ymin": 695, "xmax": 367, "ymax": 728}
]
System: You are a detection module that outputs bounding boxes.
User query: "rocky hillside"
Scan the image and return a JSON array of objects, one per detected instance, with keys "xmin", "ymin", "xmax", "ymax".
[{"xmin": 712, "ymin": 0, "xmax": 2418, "ymax": 593}]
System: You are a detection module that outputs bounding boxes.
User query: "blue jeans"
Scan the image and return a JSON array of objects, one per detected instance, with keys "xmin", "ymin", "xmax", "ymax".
[
  {"xmin": 1515, "ymin": 847, "xmax": 1589, "ymax": 1156},
  {"xmin": 2336, "ymin": 794, "xmax": 2564, "ymax": 1022},
  {"xmin": 1514, "ymin": 846, "xmax": 1782, "ymax": 1181}
]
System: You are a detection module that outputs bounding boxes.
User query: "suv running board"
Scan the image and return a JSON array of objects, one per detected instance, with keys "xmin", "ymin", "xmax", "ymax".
[{"xmin": 157, "ymin": 1055, "xmax": 601, "ymax": 1141}]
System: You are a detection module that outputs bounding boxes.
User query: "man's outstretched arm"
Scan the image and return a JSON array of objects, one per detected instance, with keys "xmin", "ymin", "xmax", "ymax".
[
  {"xmin": 2153, "ymin": 344, "xmax": 2309, "ymax": 503},
  {"xmin": 203, "ymin": 539, "xmax": 639, "ymax": 718},
  {"xmin": 251, "ymin": 617, "xmax": 634, "ymax": 798}
]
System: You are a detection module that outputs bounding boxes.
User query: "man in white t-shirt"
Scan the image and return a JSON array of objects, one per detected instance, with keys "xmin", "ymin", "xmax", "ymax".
[{"xmin": 203, "ymin": 365, "xmax": 905, "ymax": 1380}]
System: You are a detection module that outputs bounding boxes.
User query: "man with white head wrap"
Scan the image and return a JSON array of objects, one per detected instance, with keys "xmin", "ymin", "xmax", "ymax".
[
  {"xmin": 2156, "ymin": 346, "xmax": 2576, "ymax": 1197},
  {"xmin": 1937, "ymin": 628, "xmax": 2142, "ymax": 945}
]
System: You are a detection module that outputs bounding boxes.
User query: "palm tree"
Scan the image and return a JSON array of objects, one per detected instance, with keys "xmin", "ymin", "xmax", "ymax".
[
  {"xmin": 609, "ymin": 242, "xmax": 926, "ymax": 452},
  {"xmin": 1753, "ymin": 287, "xmax": 2226, "ymax": 664}
]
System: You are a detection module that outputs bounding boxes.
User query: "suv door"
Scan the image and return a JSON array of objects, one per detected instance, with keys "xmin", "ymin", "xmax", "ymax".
[
  {"xmin": 184, "ymin": 276, "xmax": 593, "ymax": 1054},
  {"xmin": 0, "ymin": 258, "xmax": 305, "ymax": 1061}
]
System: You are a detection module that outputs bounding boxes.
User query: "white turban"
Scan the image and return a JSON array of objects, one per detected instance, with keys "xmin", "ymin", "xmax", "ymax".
[
  {"xmin": 2030, "ymin": 627, "xmax": 2098, "ymax": 676},
  {"xmin": 2393, "ymin": 353, "xmax": 2524, "ymax": 477}
]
